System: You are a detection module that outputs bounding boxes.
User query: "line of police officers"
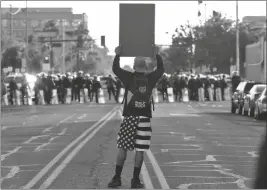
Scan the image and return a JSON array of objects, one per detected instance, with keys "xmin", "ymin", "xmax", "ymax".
[
  {"xmin": 8, "ymin": 71, "xmax": 124, "ymax": 105},
  {"xmin": 157, "ymin": 73, "xmax": 229, "ymax": 102}
]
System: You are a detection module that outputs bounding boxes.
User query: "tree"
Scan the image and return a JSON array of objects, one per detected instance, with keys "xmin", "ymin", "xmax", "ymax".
[{"xmin": 166, "ymin": 11, "xmax": 262, "ymax": 75}]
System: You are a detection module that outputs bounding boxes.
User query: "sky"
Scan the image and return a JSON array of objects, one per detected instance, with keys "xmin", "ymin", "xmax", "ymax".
[{"xmin": 1, "ymin": 1, "xmax": 266, "ymax": 66}]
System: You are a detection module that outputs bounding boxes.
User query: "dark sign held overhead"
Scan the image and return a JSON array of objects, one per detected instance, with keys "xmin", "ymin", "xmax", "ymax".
[{"xmin": 119, "ymin": 4, "xmax": 155, "ymax": 57}]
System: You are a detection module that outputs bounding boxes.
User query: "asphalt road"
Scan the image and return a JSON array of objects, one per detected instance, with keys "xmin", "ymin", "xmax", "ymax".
[{"xmin": 1, "ymin": 100, "xmax": 266, "ymax": 189}]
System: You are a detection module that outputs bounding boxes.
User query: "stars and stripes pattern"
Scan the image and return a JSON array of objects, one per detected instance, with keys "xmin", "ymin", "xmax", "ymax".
[{"xmin": 117, "ymin": 116, "xmax": 152, "ymax": 151}]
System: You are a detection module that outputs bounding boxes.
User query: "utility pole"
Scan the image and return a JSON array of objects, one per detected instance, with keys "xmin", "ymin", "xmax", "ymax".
[
  {"xmin": 25, "ymin": 0, "xmax": 28, "ymax": 72},
  {"xmin": 61, "ymin": 19, "xmax": 66, "ymax": 74},
  {"xmin": 236, "ymin": 0, "xmax": 240, "ymax": 75},
  {"xmin": 9, "ymin": 5, "xmax": 12, "ymax": 37}
]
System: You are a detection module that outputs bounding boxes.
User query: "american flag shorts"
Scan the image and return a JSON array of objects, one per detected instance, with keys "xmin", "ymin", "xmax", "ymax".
[{"xmin": 117, "ymin": 116, "xmax": 152, "ymax": 151}]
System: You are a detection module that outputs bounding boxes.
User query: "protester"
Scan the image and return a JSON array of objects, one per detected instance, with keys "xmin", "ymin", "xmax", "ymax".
[{"xmin": 108, "ymin": 45, "xmax": 164, "ymax": 188}]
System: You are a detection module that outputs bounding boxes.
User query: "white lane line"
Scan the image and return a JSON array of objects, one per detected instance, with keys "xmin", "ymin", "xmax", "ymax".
[
  {"xmin": 158, "ymin": 176, "xmax": 235, "ymax": 179},
  {"xmin": 1, "ymin": 146, "xmax": 22, "ymax": 161},
  {"xmin": 146, "ymin": 150, "xmax": 170, "ymax": 189},
  {"xmin": 177, "ymin": 179, "xmax": 245, "ymax": 189},
  {"xmin": 41, "ymin": 114, "xmax": 75, "ymax": 134},
  {"xmin": 39, "ymin": 111, "xmax": 117, "ymax": 189},
  {"xmin": 42, "ymin": 127, "xmax": 53, "ymax": 133},
  {"xmin": 22, "ymin": 135, "xmax": 49, "ymax": 144},
  {"xmin": 77, "ymin": 114, "xmax": 87, "ymax": 120},
  {"xmin": 141, "ymin": 161, "xmax": 154, "ymax": 189},
  {"xmin": 73, "ymin": 119, "xmax": 96, "ymax": 123},
  {"xmin": 166, "ymin": 155, "xmax": 216, "ymax": 164},
  {"xmin": 57, "ymin": 128, "xmax": 67, "ymax": 136},
  {"xmin": 247, "ymin": 151, "xmax": 258, "ymax": 158},
  {"xmin": 169, "ymin": 113, "xmax": 200, "ymax": 117},
  {"xmin": 0, "ymin": 166, "xmax": 20, "ymax": 184},
  {"xmin": 34, "ymin": 136, "xmax": 59, "ymax": 152},
  {"xmin": 1, "ymin": 164, "xmax": 44, "ymax": 168},
  {"xmin": 22, "ymin": 107, "xmax": 117, "ymax": 189}
]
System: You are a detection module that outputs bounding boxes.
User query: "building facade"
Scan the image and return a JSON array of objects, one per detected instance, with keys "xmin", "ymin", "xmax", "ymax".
[
  {"xmin": 1, "ymin": 7, "xmax": 89, "ymax": 73},
  {"xmin": 1, "ymin": 7, "xmax": 88, "ymax": 41}
]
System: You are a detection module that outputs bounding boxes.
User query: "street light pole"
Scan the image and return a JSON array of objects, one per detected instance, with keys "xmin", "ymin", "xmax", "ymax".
[
  {"xmin": 9, "ymin": 4, "xmax": 12, "ymax": 37},
  {"xmin": 236, "ymin": 0, "xmax": 240, "ymax": 75},
  {"xmin": 25, "ymin": 0, "xmax": 28, "ymax": 72}
]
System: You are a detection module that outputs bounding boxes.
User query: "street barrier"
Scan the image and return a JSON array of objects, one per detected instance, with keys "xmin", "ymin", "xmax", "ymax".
[
  {"xmin": 39, "ymin": 90, "xmax": 45, "ymax": 105},
  {"xmin": 66, "ymin": 88, "xmax": 71, "ymax": 104},
  {"xmin": 198, "ymin": 87, "xmax": 205, "ymax": 102},
  {"xmin": 27, "ymin": 88, "xmax": 33, "ymax": 106},
  {"xmin": 167, "ymin": 87, "xmax": 174, "ymax": 103},
  {"xmin": 152, "ymin": 88, "xmax": 159, "ymax": 103},
  {"xmin": 2, "ymin": 93, "xmax": 8, "ymax": 106},
  {"xmin": 51, "ymin": 89, "xmax": 59, "ymax": 105},
  {"xmin": 118, "ymin": 88, "xmax": 125, "ymax": 103},
  {"xmin": 84, "ymin": 88, "xmax": 89, "ymax": 103},
  {"xmin": 215, "ymin": 88, "xmax": 222, "ymax": 101},
  {"xmin": 182, "ymin": 88, "xmax": 189, "ymax": 102},
  {"xmin": 16, "ymin": 90, "xmax": 21, "ymax": 106},
  {"xmin": 98, "ymin": 89, "xmax": 105, "ymax": 104},
  {"xmin": 224, "ymin": 87, "xmax": 231, "ymax": 101},
  {"xmin": 80, "ymin": 89, "xmax": 85, "ymax": 104},
  {"xmin": 208, "ymin": 88, "xmax": 214, "ymax": 101}
]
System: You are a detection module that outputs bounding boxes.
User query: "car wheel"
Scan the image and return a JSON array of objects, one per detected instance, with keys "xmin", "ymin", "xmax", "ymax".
[
  {"xmin": 231, "ymin": 103, "xmax": 236, "ymax": 114},
  {"xmin": 243, "ymin": 107, "xmax": 248, "ymax": 116}
]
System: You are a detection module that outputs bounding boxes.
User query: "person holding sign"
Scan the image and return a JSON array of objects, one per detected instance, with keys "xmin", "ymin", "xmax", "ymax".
[{"xmin": 108, "ymin": 45, "xmax": 164, "ymax": 188}]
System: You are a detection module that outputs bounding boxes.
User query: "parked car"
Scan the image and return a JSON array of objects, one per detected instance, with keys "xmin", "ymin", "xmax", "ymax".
[
  {"xmin": 231, "ymin": 81, "xmax": 262, "ymax": 114},
  {"xmin": 254, "ymin": 87, "xmax": 267, "ymax": 120},
  {"xmin": 243, "ymin": 84, "xmax": 266, "ymax": 116}
]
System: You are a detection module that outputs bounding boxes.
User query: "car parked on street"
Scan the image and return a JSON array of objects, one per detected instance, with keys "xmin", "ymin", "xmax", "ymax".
[
  {"xmin": 231, "ymin": 81, "xmax": 262, "ymax": 114},
  {"xmin": 254, "ymin": 87, "xmax": 267, "ymax": 120},
  {"xmin": 243, "ymin": 84, "xmax": 266, "ymax": 116}
]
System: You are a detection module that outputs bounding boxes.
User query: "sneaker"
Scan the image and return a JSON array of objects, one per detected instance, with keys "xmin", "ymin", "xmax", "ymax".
[
  {"xmin": 131, "ymin": 178, "xmax": 144, "ymax": 189},
  {"xmin": 108, "ymin": 176, "xmax": 122, "ymax": 187}
]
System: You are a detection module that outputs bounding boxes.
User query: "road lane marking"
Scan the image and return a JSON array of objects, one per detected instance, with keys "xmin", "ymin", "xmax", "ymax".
[
  {"xmin": 177, "ymin": 179, "xmax": 245, "ymax": 189},
  {"xmin": 34, "ymin": 137, "xmax": 59, "ymax": 152},
  {"xmin": 57, "ymin": 128, "xmax": 67, "ymax": 136},
  {"xmin": 22, "ymin": 135, "xmax": 49, "ymax": 144},
  {"xmin": 247, "ymin": 151, "xmax": 258, "ymax": 157},
  {"xmin": 146, "ymin": 150, "xmax": 170, "ymax": 189},
  {"xmin": 169, "ymin": 113, "xmax": 200, "ymax": 117},
  {"xmin": 176, "ymin": 163, "xmax": 249, "ymax": 189},
  {"xmin": 41, "ymin": 114, "xmax": 75, "ymax": 134},
  {"xmin": 141, "ymin": 161, "xmax": 154, "ymax": 189},
  {"xmin": 0, "ymin": 166, "xmax": 20, "ymax": 184},
  {"xmin": 39, "ymin": 111, "xmax": 117, "ymax": 189},
  {"xmin": 34, "ymin": 128, "xmax": 68, "ymax": 152},
  {"xmin": 156, "ymin": 176, "xmax": 235, "ymax": 178},
  {"xmin": 22, "ymin": 107, "xmax": 117, "ymax": 189},
  {"xmin": 1, "ymin": 147, "xmax": 22, "ymax": 161},
  {"xmin": 77, "ymin": 114, "xmax": 87, "ymax": 120},
  {"xmin": 166, "ymin": 155, "xmax": 216, "ymax": 164}
]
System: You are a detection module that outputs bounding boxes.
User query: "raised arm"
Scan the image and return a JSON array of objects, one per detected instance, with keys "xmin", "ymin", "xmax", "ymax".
[
  {"xmin": 148, "ymin": 53, "xmax": 165, "ymax": 86},
  {"xmin": 112, "ymin": 46, "xmax": 133, "ymax": 86}
]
